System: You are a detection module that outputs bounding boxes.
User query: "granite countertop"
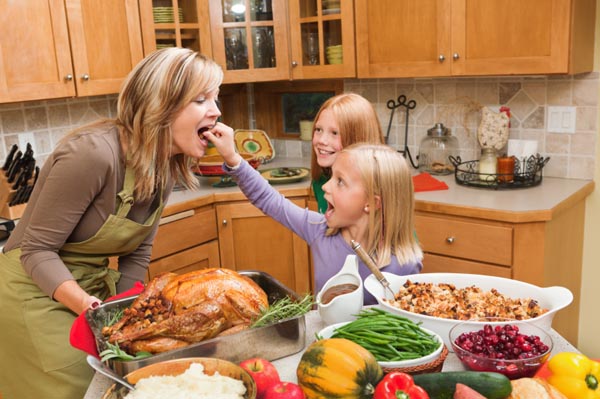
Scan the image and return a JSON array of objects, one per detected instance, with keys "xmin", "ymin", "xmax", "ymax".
[{"xmin": 84, "ymin": 309, "xmax": 579, "ymax": 398}]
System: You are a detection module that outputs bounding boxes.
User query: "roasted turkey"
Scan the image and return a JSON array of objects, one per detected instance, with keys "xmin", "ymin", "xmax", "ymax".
[{"xmin": 102, "ymin": 268, "xmax": 268, "ymax": 354}]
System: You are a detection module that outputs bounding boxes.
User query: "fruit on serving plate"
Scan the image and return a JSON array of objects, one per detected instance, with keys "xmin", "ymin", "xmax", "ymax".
[
  {"xmin": 297, "ymin": 338, "xmax": 383, "ymax": 399},
  {"xmin": 239, "ymin": 357, "xmax": 281, "ymax": 399},
  {"xmin": 264, "ymin": 381, "xmax": 306, "ymax": 399}
]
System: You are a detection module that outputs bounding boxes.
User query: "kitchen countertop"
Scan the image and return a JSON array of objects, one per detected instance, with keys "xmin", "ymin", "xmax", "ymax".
[
  {"xmin": 84, "ymin": 308, "xmax": 579, "ymax": 398},
  {"xmin": 164, "ymin": 156, "xmax": 594, "ymax": 223}
]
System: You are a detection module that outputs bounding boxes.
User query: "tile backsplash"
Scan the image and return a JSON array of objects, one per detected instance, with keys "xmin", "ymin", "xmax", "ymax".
[
  {"xmin": 276, "ymin": 73, "xmax": 599, "ymax": 180},
  {"xmin": 1, "ymin": 73, "xmax": 598, "ymax": 179}
]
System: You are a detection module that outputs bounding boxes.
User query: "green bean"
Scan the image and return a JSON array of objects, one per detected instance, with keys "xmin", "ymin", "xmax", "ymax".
[{"xmin": 328, "ymin": 308, "xmax": 441, "ymax": 362}]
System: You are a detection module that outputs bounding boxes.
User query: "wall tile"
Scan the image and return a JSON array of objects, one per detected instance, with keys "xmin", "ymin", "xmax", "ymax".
[
  {"xmin": 547, "ymin": 81, "xmax": 572, "ymax": 105},
  {"xmin": 24, "ymin": 107, "xmax": 48, "ymax": 131},
  {"xmin": 1, "ymin": 109, "xmax": 25, "ymax": 133}
]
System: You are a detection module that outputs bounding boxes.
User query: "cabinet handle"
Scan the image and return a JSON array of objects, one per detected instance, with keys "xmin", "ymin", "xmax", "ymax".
[
  {"xmin": 446, "ymin": 237, "xmax": 455, "ymax": 244},
  {"xmin": 438, "ymin": 54, "xmax": 445, "ymax": 62},
  {"xmin": 453, "ymin": 53, "xmax": 460, "ymax": 60},
  {"xmin": 82, "ymin": 74, "xmax": 90, "ymax": 81},
  {"xmin": 222, "ymin": 219, "xmax": 228, "ymax": 225},
  {"xmin": 64, "ymin": 74, "xmax": 73, "ymax": 81},
  {"xmin": 291, "ymin": 61, "xmax": 298, "ymax": 67}
]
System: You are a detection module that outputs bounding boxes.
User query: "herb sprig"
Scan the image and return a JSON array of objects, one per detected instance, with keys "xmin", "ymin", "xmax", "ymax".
[{"xmin": 250, "ymin": 293, "xmax": 314, "ymax": 328}]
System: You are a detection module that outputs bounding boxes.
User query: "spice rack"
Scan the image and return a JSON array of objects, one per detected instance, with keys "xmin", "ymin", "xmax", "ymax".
[{"xmin": 449, "ymin": 155, "xmax": 550, "ymax": 190}]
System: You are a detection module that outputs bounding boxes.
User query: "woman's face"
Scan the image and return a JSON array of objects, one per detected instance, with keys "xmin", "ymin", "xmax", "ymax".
[
  {"xmin": 322, "ymin": 152, "xmax": 368, "ymax": 230},
  {"xmin": 170, "ymin": 89, "xmax": 221, "ymax": 158},
  {"xmin": 312, "ymin": 108, "xmax": 343, "ymax": 169}
]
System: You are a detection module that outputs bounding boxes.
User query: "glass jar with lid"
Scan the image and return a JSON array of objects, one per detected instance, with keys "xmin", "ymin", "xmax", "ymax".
[{"xmin": 418, "ymin": 123, "xmax": 459, "ymax": 175}]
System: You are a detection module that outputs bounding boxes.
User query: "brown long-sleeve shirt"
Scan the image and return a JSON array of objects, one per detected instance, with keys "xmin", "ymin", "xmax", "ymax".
[{"xmin": 4, "ymin": 122, "xmax": 173, "ymax": 296}]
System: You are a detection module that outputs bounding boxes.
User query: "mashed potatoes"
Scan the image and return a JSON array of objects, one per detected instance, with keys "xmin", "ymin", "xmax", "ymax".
[{"xmin": 124, "ymin": 363, "xmax": 246, "ymax": 399}]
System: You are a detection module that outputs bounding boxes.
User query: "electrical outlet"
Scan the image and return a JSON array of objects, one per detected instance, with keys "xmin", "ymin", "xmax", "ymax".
[
  {"xmin": 18, "ymin": 132, "xmax": 36, "ymax": 153},
  {"xmin": 547, "ymin": 106, "xmax": 576, "ymax": 134}
]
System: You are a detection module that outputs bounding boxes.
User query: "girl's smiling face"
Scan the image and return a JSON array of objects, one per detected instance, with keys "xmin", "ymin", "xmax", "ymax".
[
  {"xmin": 170, "ymin": 89, "xmax": 221, "ymax": 158},
  {"xmin": 312, "ymin": 108, "xmax": 343, "ymax": 169},
  {"xmin": 322, "ymin": 152, "xmax": 369, "ymax": 231}
]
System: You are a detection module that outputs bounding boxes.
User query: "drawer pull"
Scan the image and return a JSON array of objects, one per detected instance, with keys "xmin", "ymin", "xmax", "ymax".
[
  {"xmin": 222, "ymin": 219, "xmax": 228, "ymax": 225},
  {"xmin": 446, "ymin": 237, "xmax": 455, "ymax": 244}
]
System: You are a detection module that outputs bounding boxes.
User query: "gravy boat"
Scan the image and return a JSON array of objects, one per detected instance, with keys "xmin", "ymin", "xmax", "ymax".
[{"xmin": 316, "ymin": 254, "xmax": 363, "ymax": 325}]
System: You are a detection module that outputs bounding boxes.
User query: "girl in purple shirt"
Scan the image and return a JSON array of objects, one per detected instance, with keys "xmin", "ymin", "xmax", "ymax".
[{"xmin": 206, "ymin": 124, "xmax": 423, "ymax": 304}]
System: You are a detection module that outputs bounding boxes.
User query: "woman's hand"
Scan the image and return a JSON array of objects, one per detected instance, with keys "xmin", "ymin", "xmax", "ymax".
[
  {"xmin": 53, "ymin": 280, "xmax": 101, "ymax": 314},
  {"xmin": 203, "ymin": 122, "xmax": 242, "ymax": 168}
]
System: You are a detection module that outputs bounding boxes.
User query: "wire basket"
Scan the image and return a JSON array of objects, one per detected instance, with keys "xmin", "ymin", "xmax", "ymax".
[{"xmin": 449, "ymin": 154, "xmax": 550, "ymax": 190}]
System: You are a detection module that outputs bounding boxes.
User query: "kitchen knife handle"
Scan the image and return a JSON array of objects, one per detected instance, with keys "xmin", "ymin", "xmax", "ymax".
[{"xmin": 2, "ymin": 144, "xmax": 18, "ymax": 171}]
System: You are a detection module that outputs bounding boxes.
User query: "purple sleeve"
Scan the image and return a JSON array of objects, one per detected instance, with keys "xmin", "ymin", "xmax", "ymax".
[{"xmin": 225, "ymin": 161, "xmax": 324, "ymax": 245}]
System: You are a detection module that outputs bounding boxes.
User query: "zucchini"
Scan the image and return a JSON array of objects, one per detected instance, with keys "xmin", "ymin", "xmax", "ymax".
[{"xmin": 413, "ymin": 371, "xmax": 512, "ymax": 399}]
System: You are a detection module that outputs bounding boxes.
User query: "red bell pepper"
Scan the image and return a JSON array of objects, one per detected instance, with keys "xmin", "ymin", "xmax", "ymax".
[{"xmin": 373, "ymin": 372, "xmax": 430, "ymax": 399}]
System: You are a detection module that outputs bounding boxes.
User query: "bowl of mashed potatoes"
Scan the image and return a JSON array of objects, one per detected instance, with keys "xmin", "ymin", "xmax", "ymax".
[{"xmin": 102, "ymin": 357, "xmax": 256, "ymax": 399}]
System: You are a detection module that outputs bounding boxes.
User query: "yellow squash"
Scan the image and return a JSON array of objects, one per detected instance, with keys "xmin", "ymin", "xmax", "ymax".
[{"xmin": 297, "ymin": 338, "xmax": 383, "ymax": 399}]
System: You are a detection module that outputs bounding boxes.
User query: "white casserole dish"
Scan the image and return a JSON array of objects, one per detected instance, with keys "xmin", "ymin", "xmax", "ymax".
[{"xmin": 364, "ymin": 272, "xmax": 573, "ymax": 347}]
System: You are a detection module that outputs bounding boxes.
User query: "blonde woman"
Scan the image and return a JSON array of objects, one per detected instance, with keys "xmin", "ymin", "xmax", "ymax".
[
  {"xmin": 0, "ymin": 48, "xmax": 223, "ymax": 398},
  {"xmin": 310, "ymin": 93, "xmax": 384, "ymax": 213},
  {"xmin": 207, "ymin": 125, "xmax": 423, "ymax": 305}
]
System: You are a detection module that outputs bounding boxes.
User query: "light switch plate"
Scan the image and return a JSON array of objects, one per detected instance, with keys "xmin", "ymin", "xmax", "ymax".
[{"xmin": 547, "ymin": 106, "xmax": 576, "ymax": 134}]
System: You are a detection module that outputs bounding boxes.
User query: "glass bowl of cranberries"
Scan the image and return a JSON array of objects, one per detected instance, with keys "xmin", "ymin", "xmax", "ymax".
[{"xmin": 449, "ymin": 318, "xmax": 553, "ymax": 379}]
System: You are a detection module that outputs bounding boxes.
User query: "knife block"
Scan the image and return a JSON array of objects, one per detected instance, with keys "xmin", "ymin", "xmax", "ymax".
[{"xmin": 0, "ymin": 173, "xmax": 27, "ymax": 220}]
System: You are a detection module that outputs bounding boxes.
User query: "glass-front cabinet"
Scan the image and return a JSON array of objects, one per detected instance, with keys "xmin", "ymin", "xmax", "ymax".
[
  {"xmin": 209, "ymin": 0, "xmax": 290, "ymax": 83},
  {"xmin": 288, "ymin": 0, "xmax": 355, "ymax": 79},
  {"xmin": 139, "ymin": 0, "xmax": 356, "ymax": 83},
  {"xmin": 139, "ymin": 0, "xmax": 213, "ymax": 55}
]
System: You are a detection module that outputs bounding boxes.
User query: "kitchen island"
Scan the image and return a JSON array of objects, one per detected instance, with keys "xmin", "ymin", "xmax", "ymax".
[{"xmin": 84, "ymin": 308, "xmax": 579, "ymax": 398}]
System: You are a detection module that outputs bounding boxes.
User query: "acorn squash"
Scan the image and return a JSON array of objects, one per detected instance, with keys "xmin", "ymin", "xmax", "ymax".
[{"xmin": 297, "ymin": 338, "xmax": 383, "ymax": 399}]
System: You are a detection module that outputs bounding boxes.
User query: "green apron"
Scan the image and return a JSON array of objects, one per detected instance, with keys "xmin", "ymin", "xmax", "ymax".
[{"xmin": 0, "ymin": 165, "xmax": 164, "ymax": 399}]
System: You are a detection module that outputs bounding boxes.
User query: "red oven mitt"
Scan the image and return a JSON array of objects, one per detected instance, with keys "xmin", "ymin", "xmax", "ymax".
[
  {"xmin": 69, "ymin": 281, "xmax": 145, "ymax": 358},
  {"xmin": 412, "ymin": 172, "xmax": 449, "ymax": 192}
]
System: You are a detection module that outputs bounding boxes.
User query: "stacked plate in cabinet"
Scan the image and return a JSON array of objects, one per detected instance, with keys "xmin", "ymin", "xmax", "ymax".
[{"xmin": 153, "ymin": 7, "xmax": 183, "ymax": 23}]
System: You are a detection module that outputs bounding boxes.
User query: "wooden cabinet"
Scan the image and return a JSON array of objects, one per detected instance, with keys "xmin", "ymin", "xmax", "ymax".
[
  {"xmin": 149, "ymin": 206, "xmax": 220, "ymax": 280},
  {"xmin": 414, "ymin": 197, "xmax": 588, "ymax": 345},
  {"xmin": 0, "ymin": 0, "xmax": 144, "ymax": 103},
  {"xmin": 157, "ymin": 0, "xmax": 354, "ymax": 83},
  {"xmin": 355, "ymin": 0, "xmax": 596, "ymax": 78},
  {"xmin": 138, "ymin": 0, "xmax": 213, "ymax": 55},
  {"xmin": 216, "ymin": 198, "xmax": 311, "ymax": 294}
]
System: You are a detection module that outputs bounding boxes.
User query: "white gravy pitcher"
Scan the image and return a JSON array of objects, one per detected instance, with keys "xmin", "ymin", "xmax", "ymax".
[{"xmin": 316, "ymin": 254, "xmax": 363, "ymax": 325}]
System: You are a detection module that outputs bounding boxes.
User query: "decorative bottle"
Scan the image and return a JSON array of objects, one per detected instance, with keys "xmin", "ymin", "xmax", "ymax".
[{"xmin": 478, "ymin": 148, "xmax": 498, "ymax": 181}]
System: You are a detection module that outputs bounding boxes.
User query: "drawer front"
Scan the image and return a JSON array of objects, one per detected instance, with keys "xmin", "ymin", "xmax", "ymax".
[
  {"xmin": 421, "ymin": 253, "xmax": 511, "ymax": 278},
  {"xmin": 148, "ymin": 240, "xmax": 220, "ymax": 280},
  {"xmin": 151, "ymin": 207, "xmax": 217, "ymax": 260},
  {"xmin": 415, "ymin": 214, "xmax": 513, "ymax": 266}
]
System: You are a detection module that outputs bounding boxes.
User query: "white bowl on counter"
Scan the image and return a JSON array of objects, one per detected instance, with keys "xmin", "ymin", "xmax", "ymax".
[
  {"xmin": 318, "ymin": 321, "xmax": 444, "ymax": 369},
  {"xmin": 364, "ymin": 272, "xmax": 573, "ymax": 347}
]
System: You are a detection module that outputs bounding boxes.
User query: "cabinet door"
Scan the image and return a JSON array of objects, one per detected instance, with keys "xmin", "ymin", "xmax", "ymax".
[
  {"xmin": 65, "ymin": 0, "xmax": 144, "ymax": 96},
  {"xmin": 209, "ymin": 0, "xmax": 290, "ymax": 83},
  {"xmin": 355, "ymin": 0, "xmax": 452, "ymax": 78},
  {"xmin": 288, "ymin": 0, "xmax": 355, "ymax": 79},
  {"xmin": 0, "ymin": 0, "xmax": 75, "ymax": 102},
  {"xmin": 148, "ymin": 240, "xmax": 220, "ymax": 280},
  {"xmin": 138, "ymin": 0, "xmax": 213, "ymax": 55},
  {"xmin": 451, "ymin": 0, "xmax": 571, "ymax": 75},
  {"xmin": 216, "ymin": 199, "xmax": 311, "ymax": 294}
]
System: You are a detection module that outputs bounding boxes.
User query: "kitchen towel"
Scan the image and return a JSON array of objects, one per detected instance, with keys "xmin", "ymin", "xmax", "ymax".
[
  {"xmin": 412, "ymin": 172, "xmax": 449, "ymax": 192},
  {"xmin": 69, "ymin": 281, "xmax": 145, "ymax": 358}
]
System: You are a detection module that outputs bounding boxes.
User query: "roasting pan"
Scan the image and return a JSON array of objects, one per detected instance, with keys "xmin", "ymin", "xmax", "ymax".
[{"xmin": 86, "ymin": 270, "xmax": 307, "ymax": 376}]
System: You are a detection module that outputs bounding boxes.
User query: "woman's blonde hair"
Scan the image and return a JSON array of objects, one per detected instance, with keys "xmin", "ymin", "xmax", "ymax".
[
  {"xmin": 116, "ymin": 47, "xmax": 223, "ymax": 200},
  {"xmin": 328, "ymin": 143, "xmax": 422, "ymax": 266},
  {"xmin": 310, "ymin": 93, "xmax": 384, "ymax": 181}
]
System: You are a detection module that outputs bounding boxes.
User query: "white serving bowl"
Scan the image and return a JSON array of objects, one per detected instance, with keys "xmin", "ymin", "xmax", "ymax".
[
  {"xmin": 364, "ymin": 272, "xmax": 572, "ymax": 347},
  {"xmin": 318, "ymin": 321, "xmax": 444, "ymax": 369}
]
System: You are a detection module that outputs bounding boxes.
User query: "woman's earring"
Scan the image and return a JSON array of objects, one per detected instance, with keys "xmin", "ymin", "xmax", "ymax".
[{"xmin": 364, "ymin": 206, "xmax": 369, "ymax": 212}]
